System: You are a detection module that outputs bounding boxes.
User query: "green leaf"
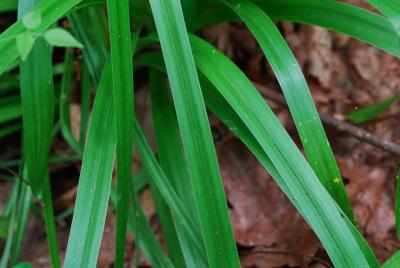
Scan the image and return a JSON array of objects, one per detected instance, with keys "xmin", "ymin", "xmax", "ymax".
[
  {"xmin": 148, "ymin": 0, "xmax": 240, "ymax": 267},
  {"xmin": 148, "ymin": 79, "xmax": 186, "ymax": 267},
  {"xmin": 0, "ymin": 183, "xmax": 18, "ymax": 268},
  {"xmin": 18, "ymin": 33, "xmax": 54, "ymax": 198},
  {"xmin": 0, "ymin": 96, "xmax": 21, "ymax": 124},
  {"xmin": 199, "ymin": 74, "xmax": 379, "ymax": 268},
  {"xmin": 382, "ymin": 250, "xmax": 400, "ymax": 268},
  {"xmin": 0, "ymin": 216, "xmax": 9, "ymax": 238},
  {"xmin": 0, "ymin": 0, "xmax": 18, "ymax": 13},
  {"xmin": 12, "ymin": 262, "xmax": 32, "ymax": 268},
  {"xmin": 64, "ymin": 63, "xmax": 115, "ymax": 268},
  {"xmin": 44, "ymin": 28, "xmax": 83, "ymax": 48},
  {"xmin": 149, "ymin": 70, "xmax": 205, "ymax": 267},
  {"xmin": 346, "ymin": 92, "xmax": 400, "ymax": 124},
  {"xmin": 225, "ymin": 0, "xmax": 354, "ymax": 223},
  {"xmin": 134, "ymin": 119, "xmax": 207, "ymax": 264},
  {"xmin": 195, "ymin": 0, "xmax": 400, "ymax": 58},
  {"xmin": 106, "ymin": 0, "xmax": 134, "ymax": 265},
  {"xmin": 16, "ymin": 32, "xmax": 35, "ymax": 61},
  {"xmin": 68, "ymin": 5, "xmax": 108, "ymax": 85},
  {"xmin": 110, "ymin": 186, "xmax": 174, "ymax": 268},
  {"xmin": 42, "ymin": 176, "xmax": 61, "ymax": 268},
  {"xmin": 365, "ymin": 0, "xmax": 400, "ymax": 36},
  {"xmin": 64, "ymin": 58, "xmax": 172, "ymax": 268},
  {"xmin": 0, "ymin": 123, "xmax": 22, "ymax": 139},
  {"xmin": 79, "ymin": 62, "xmax": 91, "ymax": 144},
  {"xmin": 189, "ymin": 34, "xmax": 373, "ymax": 267},
  {"xmin": 17, "ymin": 0, "xmax": 61, "ymax": 259},
  {"xmin": 18, "ymin": 0, "xmax": 55, "ymax": 200},
  {"xmin": 60, "ymin": 49, "xmax": 84, "ymax": 156},
  {"xmin": 22, "ymin": 11, "xmax": 42, "ymax": 30},
  {"xmin": 11, "ymin": 182, "xmax": 32, "ymax": 265}
]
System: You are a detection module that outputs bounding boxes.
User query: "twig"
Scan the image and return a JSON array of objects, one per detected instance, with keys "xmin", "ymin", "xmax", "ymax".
[{"xmin": 256, "ymin": 84, "xmax": 400, "ymax": 157}]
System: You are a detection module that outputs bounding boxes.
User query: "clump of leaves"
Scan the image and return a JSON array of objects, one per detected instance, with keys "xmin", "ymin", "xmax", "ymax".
[{"xmin": 0, "ymin": 0, "xmax": 399, "ymax": 267}]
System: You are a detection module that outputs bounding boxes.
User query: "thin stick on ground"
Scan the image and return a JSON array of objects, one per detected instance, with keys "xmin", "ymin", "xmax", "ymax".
[{"xmin": 256, "ymin": 84, "xmax": 400, "ymax": 157}]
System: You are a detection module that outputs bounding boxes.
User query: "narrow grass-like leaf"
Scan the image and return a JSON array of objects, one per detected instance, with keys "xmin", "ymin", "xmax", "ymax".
[
  {"xmin": 0, "ymin": 96, "xmax": 21, "ymax": 124},
  {"xmin": 189, "ymin": 35, "xmax": 371, "ymax": 267},
  {"xmin": 11, "ymin": 180, "xmax": 32, "ymax": 265},
  {"xmin": 226, "ymin": 0, "xmax": 354, "ymax": 223},
  {"xmin": 69, "ymin": 6, "xmax": 108, "ymax": 85},
  {"xmin": 106, "ymin": 0, "xmax": 134, "ymax": 264},
  {"xmin": 382, "ymin": 250, "xmax": 400, "ymax": 268},
  {"xmin": 18, "ymin": 3, "xmax": 60, "ymax": 264},
  {"xmin": 18, "ymin": 0, "xmax": 54, "ymax": 198},
  {"xmin": 63, "ymin": 61, "xmax": 171, "ymax": 267},
  {"xmin": 145, "ymin": 154, "xmax": 186, "ymax": 267},
  {"xmin": 365, "ymin": 0, "xmax": 400, "ymax": 36},
  {"xmin": 149, "ymin": 70, "xmax": 205, "ymax": 267},
  {"xmin": 194, "ymin": 0, "xmax": 399, "ymax": 58},
  {"xmin": 79, "ymin": 62, "xmax": 91, "ymax": 144},
  {"xmin": 146, "ymin": 168, "xmax": 185, "ymax": 267},
  {"xmin": 110, "ymin": 186, "xmax": 174, "ymax": 268},
  {"xmin": 64, "ymin": 63, "xmax": 115, "ymax": 268},
  {"xmin": 0, "ymin": 182, "xmax": 18, "ymax": 268},
  {"xmin": 0, "ymin": 0, "xmax": 17, "ymax": 13},
  {"xmin": 0, "ymin": 123, "xmax": 22, "ymax": 138},
  {"xmin": 134, "ymin": 119, "xmax": 207, "ymax": 264},
  {"xmin": 148, "ymin": 1, "xmax": 239, "ymax": 266},
  {"xmin": 346, "ymin": 92, "xmax": 400, "ymax": 124},
  {"xmin": 134, "ymin": 45, "xmax": 376, "ymax": 266},
  {"xmin": 41, "ymin": 176, "xmax": 60, "ymax": 268},
  {"xmin": 0, "ymin": 73, "xmax": 19, "ymax": 93},
  {"xmin": 60, "ymin": 49, "xmax": 84, "ymax": 156},
  {"xmin": 181, "ymin": 0, "xmax": 197, "ymax": 31},
  {"xmin": 13, "ymin": 262, "xmax": 32, "ymax": 268},
  {"xmin": 199, "ymin": 75, "xmax": 378, "ymax": 267}
]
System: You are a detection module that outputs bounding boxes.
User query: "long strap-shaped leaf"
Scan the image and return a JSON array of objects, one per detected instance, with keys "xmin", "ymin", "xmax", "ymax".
[
  {"xmin": 106, "ymin": 0, "xmax": 134, "ymax": 265},
  {"xmin": 68, "ymin": 6, "xmax": 108, "ymax": 86},
  {"xmin": 64, "ymin": 17, "xmax": 172, "ymax": 266},
  {"xmin": 147, "ymin": 0, "xmax": 240, "ymax": 267},
  {"xmin": 201, "ymin": 79, "xmax": 379, "ymax": 266},
  {"xmin": 0, "ymin": 0, "xmax": 83, "ymax": 75},
  {"xmin": 18, "ymin": 1, "xmax": 60, "ymax": 267},
  {"xmin": 0, "ymin": 96, "xmax": 22, "ymax": 126},
  {"xmin": 382, "ymin": 251, "xmax": 400, "ymax": 268},
  {"xmin": 64, "ymin": 63, "xmax": 115, "ymax": 268},
  {"xmin": 18, "ymin": 0, "xmax": 54, "ymax": 198},
  {"xmin": 199, "ymin": 77, "xmax": 379, "ymax": 268},
  {"xmin": 189, "ymin": 35, "xmax": 370, "ymax": 267},
  {"xmin": 149, "ymin": 71, "xmax": 189, "ymax": 268},
  {"xmin": 225, "ymin": 0, "xmax": 354, "ymax": 222},
  {"xmin": 0, "ymin": 0, "xmax": 17, "ymax": 13},
  {"xmin": 60, "ymin": 50, "xmax": 84, "ymax": 156},
  {"xmin": 10, "ymin": 181, "xmax": 32, "ymax": 265},
  {"xmin": 150, "ymin": 70, "xmax": 206, "ymax": 268},
  {"xmin": 131, "ymin": 48, "xmax": 379, "ymax": 267},
  {"xmin": 110, "ymin": 187, "xmax": 174, "ymax": 268},
  {"xmin": 65, "ymin": 64, "xmax": 174, "ymax": 267},
  {"xmin": 364, "ymin": 0, "xmax": 400, "ymax": 36},
  {"xmin": 134, "ymin": 119, "xmax": 208, "ymax": 264},
  {"xmin": 194, "ymin": 0, "xmax": 399, "ymax": 58}
]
